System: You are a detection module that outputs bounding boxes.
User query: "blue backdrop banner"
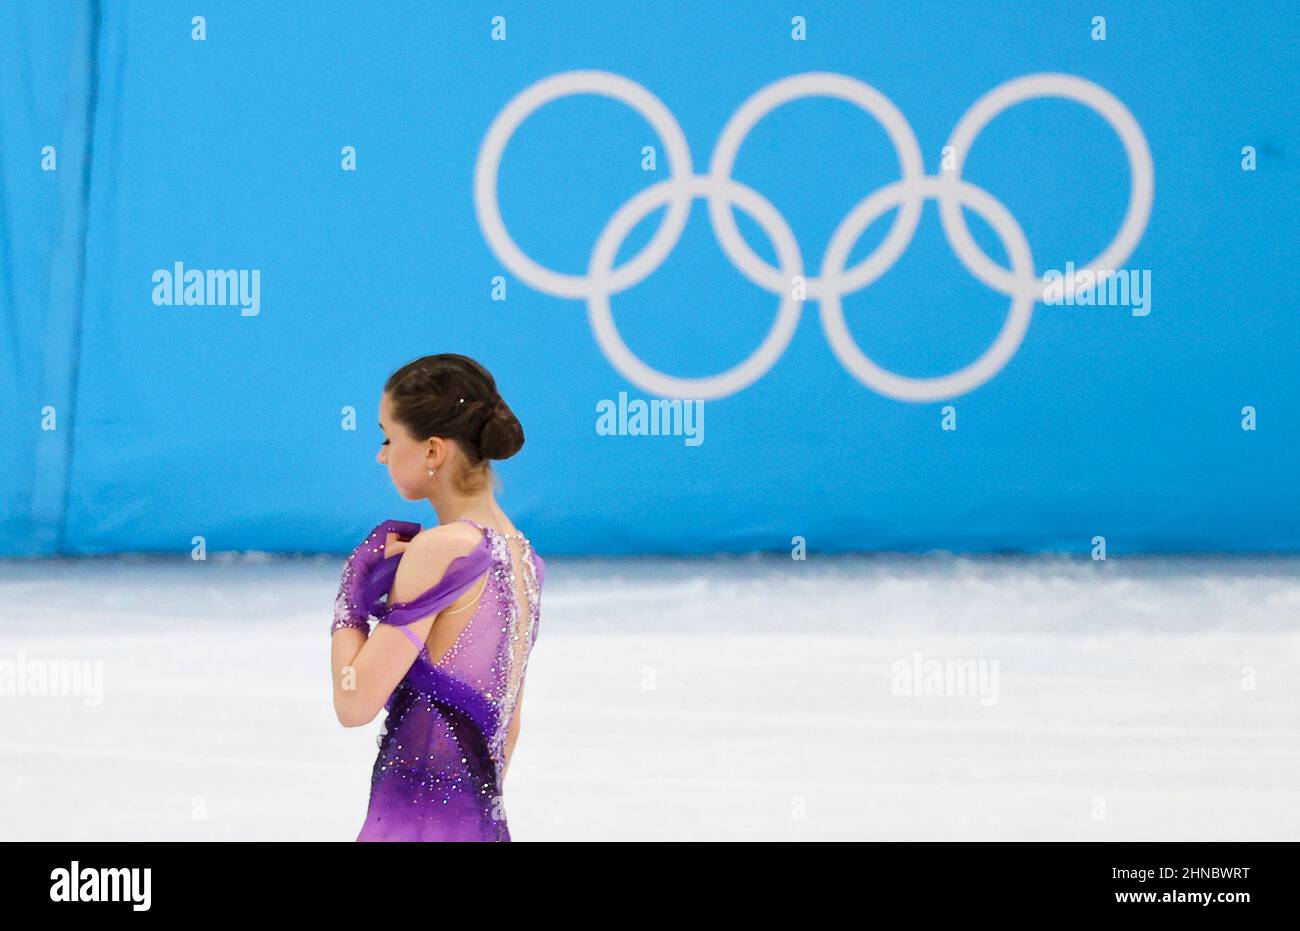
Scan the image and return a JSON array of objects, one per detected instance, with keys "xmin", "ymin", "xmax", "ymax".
[{"xmin": 1, "ymin": 0, "xmax": 1296, "ymax": 556}]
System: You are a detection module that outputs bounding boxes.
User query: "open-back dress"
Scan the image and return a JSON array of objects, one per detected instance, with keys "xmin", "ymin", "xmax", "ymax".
[{"xmin": 355, "ymin": 517, "xmax": 544, "ymax": 841}]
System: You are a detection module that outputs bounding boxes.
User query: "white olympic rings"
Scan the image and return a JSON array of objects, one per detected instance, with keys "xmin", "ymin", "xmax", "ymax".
[{"xmin": 473, "ymin": 70, "xmax": 1154, "ymax": 401}]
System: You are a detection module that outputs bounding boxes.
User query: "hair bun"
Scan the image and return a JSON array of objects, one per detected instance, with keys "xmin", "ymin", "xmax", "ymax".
[
  {"xmin": 477, "ymin": 396, "xmax": 525, "ymax": 461},
  {"xmin": 384, "ymin": 354, "xmax": 526, "ymax": 473}
]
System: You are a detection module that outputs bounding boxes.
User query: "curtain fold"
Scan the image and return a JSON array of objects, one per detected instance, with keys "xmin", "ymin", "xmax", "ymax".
[{"xmin": 0, "ymin": 2, "xmax": 99, "ymax": 555}]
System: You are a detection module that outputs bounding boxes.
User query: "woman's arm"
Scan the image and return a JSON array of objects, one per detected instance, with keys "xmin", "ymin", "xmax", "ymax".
[
  {"xmin": 330, "ymin": 528, "xmax": 477, "ymax": 727},
  {"xmin": 331, "ymin": 622, "xmax": 434, "ymax": 727}
]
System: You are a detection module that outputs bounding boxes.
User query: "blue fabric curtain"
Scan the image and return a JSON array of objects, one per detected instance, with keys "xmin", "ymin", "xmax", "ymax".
[{"xmin": 2, "ymin": 2, "xmax": 1296, "ymax": 556}]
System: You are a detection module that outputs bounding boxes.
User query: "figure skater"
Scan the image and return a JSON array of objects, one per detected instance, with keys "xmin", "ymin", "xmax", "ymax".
[{"xmin": 329, "ymin": 353, "xmax": 545, "ymax": 841}]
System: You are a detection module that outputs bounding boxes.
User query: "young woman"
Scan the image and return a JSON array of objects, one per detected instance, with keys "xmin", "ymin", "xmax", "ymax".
[{"xmin": 329, "ymin": 353, "xmax": 545, "ymax": 841}]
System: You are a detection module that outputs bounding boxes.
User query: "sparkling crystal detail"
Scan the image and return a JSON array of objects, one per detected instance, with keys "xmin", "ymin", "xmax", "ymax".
[{"xmin": 355, "ymin": 518, "xmax": 543, "ymax": 841}]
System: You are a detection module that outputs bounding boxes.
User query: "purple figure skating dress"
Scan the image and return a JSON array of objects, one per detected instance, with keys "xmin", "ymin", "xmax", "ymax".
[{"xmin": 356, "ymin": 517, "xmax": 544, "ymax": 841}]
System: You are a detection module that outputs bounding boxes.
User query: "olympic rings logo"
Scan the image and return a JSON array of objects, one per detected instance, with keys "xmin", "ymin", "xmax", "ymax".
[{"xmin": 474, "ymin": 70, "xmax": 1153, "ymax": 402}]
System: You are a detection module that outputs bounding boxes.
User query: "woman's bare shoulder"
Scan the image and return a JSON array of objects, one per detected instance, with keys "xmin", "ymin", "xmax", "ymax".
[
  {"xmin": 405, "ymin": 522, "xmax": 485, "ymax": 560},
  {"xmin": 390, "ymin": 523, "xmax": 487, "ymax": 601}
]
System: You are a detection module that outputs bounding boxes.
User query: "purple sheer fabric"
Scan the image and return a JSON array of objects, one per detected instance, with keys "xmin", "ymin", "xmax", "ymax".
[{"xmin": 356, "ymin": 518, "xmax": 545, "ymax": 842}]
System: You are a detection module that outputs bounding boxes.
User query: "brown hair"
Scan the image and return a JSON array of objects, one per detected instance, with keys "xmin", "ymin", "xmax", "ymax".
[{"xmin": 383, "ymin": 353, "xmax": 525, "ymax": 493}]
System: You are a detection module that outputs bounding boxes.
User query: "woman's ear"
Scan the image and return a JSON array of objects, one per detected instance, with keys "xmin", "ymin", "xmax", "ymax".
[{"xmin": 426, "ymin": 435, "xmax": 449, "ymax": 469}]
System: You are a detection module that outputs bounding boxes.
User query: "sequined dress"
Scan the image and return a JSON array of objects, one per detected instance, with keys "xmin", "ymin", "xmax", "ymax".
[{"xmin": 356, "ymin": 517, "xmax": 544, "ymax": 841}]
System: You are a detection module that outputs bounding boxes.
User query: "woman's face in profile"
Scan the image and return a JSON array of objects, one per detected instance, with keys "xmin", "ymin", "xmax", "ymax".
[{"xmin": 376, "ymin": 392, "xmax": 427, "ymax": 500}]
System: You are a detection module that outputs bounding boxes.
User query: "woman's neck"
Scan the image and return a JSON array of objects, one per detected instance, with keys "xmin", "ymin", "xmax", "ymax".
[{"xmin": 427, "ymin": 486, "xmax": 502, "ymax": 529}]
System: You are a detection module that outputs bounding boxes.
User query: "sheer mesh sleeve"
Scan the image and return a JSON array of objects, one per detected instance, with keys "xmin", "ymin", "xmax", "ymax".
[{"xmin": 356, "ymin": 523, "xmax": 543, "ymax": 841}]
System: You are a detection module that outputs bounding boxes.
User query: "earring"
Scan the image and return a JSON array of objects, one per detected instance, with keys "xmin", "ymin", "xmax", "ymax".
[{"xmin": 427, "ymin": 468, "xmax": 436, "ymax": 477}]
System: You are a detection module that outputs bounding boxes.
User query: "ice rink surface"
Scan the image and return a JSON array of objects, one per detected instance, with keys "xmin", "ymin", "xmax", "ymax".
[{"xmin": 1, "ymin": 551, "xmax": 1297, "ymax": 841}]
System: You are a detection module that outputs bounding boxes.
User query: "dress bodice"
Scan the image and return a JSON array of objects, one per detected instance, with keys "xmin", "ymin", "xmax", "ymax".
[{"xmin": 356, "ymin": 518, "xmax": 545, "ymax": 842}]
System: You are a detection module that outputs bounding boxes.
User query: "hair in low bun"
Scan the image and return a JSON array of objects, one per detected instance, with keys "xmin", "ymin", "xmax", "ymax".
[
  {"xmin": 383, "ymin": 353, "xmax": 525, "ymax": 492},
  {"xmin": 477, "ymin": 397, "xmax": 525, "ymax": 461}
]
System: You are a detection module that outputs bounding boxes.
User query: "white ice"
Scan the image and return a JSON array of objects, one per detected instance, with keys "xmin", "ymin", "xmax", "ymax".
[{"xmin": 0, "ymin": 552, "xmax": 1297, "ymax": 840}]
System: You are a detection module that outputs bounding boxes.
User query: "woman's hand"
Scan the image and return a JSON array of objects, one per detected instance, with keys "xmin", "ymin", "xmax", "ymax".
[
  {"xmin": 383, "ymin": 531, "xmax": 413, "ymax": 558},
  {"xmin": 331, "ymin": 519, "xmax": 422, "ymax": 634}
]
